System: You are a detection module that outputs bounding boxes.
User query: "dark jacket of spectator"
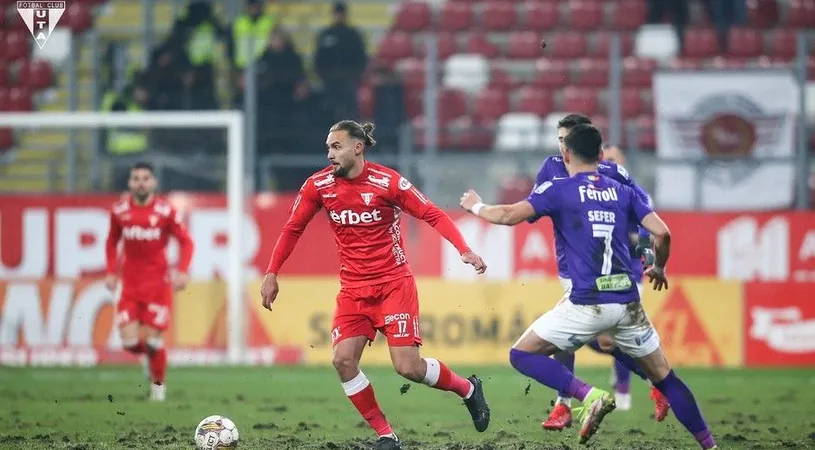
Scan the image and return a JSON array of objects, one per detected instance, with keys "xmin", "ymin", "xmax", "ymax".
[
  {"xmin": 372, "ymin": 67, "xmax": 406, "ymax": 150},
  {"xmin": 256, "ymin": 32, "xmax": 306, "ymax": 112},
  {"xmin": 314, "ymin": 23, "xmax": 367, "ymax": 83}
]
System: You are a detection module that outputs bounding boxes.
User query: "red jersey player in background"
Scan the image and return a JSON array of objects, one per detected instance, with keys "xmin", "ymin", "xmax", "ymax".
[
  {"xmin": 105, "ymin": 161, "xmax": 194, "ymax": 401},
  {"xmin": 261, "ymin": 121, "xmax": 490, "ymax": 450}
]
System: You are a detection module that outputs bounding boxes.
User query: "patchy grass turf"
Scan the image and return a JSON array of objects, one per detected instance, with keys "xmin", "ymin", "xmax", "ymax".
[{"xmin": 0, "ymin": 365, "xmax": 814, "ymax": 449}]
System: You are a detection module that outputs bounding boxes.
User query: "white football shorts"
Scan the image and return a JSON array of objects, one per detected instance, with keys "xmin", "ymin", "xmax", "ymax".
[
  {"xmin": 557, "ymin": 277, "xmax": 643, "ymax": 303},
  {"xmin": 534, "ymin": 281, "xmax": 658, "ymax": 358}
]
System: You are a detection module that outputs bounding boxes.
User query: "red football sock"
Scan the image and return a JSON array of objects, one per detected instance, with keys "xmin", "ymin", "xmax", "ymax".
[
  {"xmin": 343, "ymin": 372, "xmax": 393, "ymax": 437},
  {"xmin": 422, "ymin": 357, "xmax": 474, "ymax": 399},
  {"xmin": 147, "ymin": 347, "xmax": 167, "ymax": 385},
  {"xmin": 124, "ymin": 341, "xmax": 146, "ymax": 355}
]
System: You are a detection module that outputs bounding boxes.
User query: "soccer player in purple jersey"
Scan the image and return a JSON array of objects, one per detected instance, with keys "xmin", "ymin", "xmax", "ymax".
[
  {"xmin": 528, "ymin": 114, "xmax": 670, "ymax": 429},
  {"xmin": 460, "ymin": 124, "xmax": 717, "ymax": 448}
]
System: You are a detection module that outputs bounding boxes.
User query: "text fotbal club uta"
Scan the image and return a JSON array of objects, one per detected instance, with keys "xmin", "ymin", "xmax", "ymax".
[{"xmin": 17, "ymin": 1, "xmax": 66, "ymax": 49}]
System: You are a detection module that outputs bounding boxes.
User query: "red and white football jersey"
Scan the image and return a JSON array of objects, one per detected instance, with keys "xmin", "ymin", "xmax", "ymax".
[
  {"xmin": 105, "ymin": 197, "xmax": 193, "ymax": 289},
  {"xmin": 268, "ymin": 162, "xmax": 469, "ymax": 288}
]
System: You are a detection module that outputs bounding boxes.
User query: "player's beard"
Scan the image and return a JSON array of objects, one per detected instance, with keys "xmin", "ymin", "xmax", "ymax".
[
  {"xmin": 132, "ymin": 191, "xmax": 151, "ymax": 204},
  {"xmin": 332, "ymin": 162, "xmax": 350, "ymax": 178}
]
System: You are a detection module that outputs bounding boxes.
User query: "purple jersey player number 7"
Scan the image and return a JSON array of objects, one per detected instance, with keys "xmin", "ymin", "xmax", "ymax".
[
  {"xmin": 459, "ymin": 123, "xmax": 717, "ymax": 450},
  {"xmin": 530, "ymin": 155, "xmax": 653, "ymax": 284},
  {"xmin": 526, "ymin": 173, "xmax": 652, "ymax": 305}
]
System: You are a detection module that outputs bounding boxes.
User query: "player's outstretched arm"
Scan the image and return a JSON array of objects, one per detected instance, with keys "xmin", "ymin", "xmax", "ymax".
[
  {"xmin": 262, "ymin": 180, "xmax": 321, "ymax": 310},
  {"xmin": 104, "ymin": 211, "xmax": 122, "ymax": 291},
  {"xmin": 460, "ymin": 189, "xmax": 536, "ymax": 226}
]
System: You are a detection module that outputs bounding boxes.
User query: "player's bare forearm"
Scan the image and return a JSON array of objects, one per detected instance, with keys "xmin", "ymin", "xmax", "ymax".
[
  {"xmin": 640, "ymin": 212, "xmax": 670, "ymax": 267},
  {"xmin": 474, "ymin": 202, "xmax": 535, "ymax": 226},
  {"xmin": 653, "ymin": 232, "xmax": 671, "ymax": 269}
]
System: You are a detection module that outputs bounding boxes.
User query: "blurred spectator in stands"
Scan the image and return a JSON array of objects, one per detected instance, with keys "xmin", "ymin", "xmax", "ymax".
[
  {"xmin": 255, "ymin": 28, "xmax": 308, "ymax": 177},
  {"xmin": 646, "ymin": 0, "xmax": 689, "ymax": 53},
  {"xmin": 166, "ymin": 1, "xmax": 227, "ymax": 110},
  {"xmin": 229, "ymin": 0, "xmax": 277, "ymax": 106},
  {"xmin": 143, "ymin": 39, "xmax": 187, "ymax": 110},
  {"xmin": 102, "ymin": 77, "xmax": 150, "ymax": 189},
  {"xmin": 314, "ymin": 1, "xmax": 368, "ymax": 122},
  {"xmin": 705, "ymin": 0, "xmax": 747, "ymax": 52},
  {"xmin": 371, "ymin": 65, "xmax": 405, "ymax": 151}
]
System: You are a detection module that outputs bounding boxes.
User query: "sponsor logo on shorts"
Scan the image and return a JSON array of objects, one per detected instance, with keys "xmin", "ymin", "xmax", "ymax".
[
  {"xmin": 384, "ymin": 313, "xmax": 411, "ymax": 324},
  {"xmin": 330, "ymin": 326, "xmax": 341, "ymax": 343},
  {"xmin": 385, "ymin": 313, "xmax": 412, "ymax": 338},
  {"xmin": 567, "ymin": 334, "xmax": 584, "ymax": 349},
  {"xmin": 634, "ymin": 327, "xmax": 655, "ymax": 346}
]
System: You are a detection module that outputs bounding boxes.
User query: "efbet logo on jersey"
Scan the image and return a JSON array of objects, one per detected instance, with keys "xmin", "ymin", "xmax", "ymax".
[
  {"xmin": 17, "ymin": 1, "xmax": 66, "ymax": 49},
  {"xmin": 578, "ymin": 185, "xmax": 619, "ymax": 203},
  {"xmin": 329, "ymin": 209, "xmax": 383, "ymax": 225},
  {"xmin": 122, "ymin": 226, "xmax": 161, "ymax": 241}
]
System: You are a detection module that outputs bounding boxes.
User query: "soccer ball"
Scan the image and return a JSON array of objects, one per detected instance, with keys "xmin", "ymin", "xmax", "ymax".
[{"xmin": 194, "ymin": 415, "xmax": 240, "ymax": 449}]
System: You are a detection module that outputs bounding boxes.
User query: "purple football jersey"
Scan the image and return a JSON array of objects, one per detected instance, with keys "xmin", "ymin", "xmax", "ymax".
[
  {"xmin": 529, "ymin": 156, "xmax": 651, "ymax": 280},
  {"xmin": 526, "ymin": 172, "xmax": 653, "ymax": 305}
]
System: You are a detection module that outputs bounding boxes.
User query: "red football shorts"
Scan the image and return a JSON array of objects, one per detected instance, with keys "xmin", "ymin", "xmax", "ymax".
[
  {"xmin": 116, "ymin": 282, "xmax": 173, "ymax": 331},
  {"xmin": 331, "ymin": 275, "xmax": 422, "ymax": 347}
]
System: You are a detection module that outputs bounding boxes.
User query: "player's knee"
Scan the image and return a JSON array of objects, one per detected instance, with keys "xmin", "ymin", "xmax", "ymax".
[
  {"xmin": 392, "ymin": 358, "xmax": 423, "ymax": 382},
  {"xmin": 122, "ymin": 338, "xmax": 140, "ymax": 353},
  {"xmin": 508, "ymin": 348, "xmax": 525, "ymax": 369},
  {"xmin": 145, "ymin": 336, "xmax": 163, "ymax": 354},
  {"xmin": 596, "ymin": 335, "xmax": 616, "ymax": 352},
  {"xmin": 332, "ymin": 353, "xmax": 359, "ymax": 378}
]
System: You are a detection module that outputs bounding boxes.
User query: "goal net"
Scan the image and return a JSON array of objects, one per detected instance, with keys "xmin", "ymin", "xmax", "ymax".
[{"xmin": 0, "ymin": 111, "xmax": 254, "ymax": 366}]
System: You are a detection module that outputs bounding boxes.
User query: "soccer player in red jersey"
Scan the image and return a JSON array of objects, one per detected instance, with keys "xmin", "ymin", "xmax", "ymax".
[
  {"xmin": 104, "ymin": 162, "xmax": 194, "ymax": 401},
  {"xmin": 261, "ymin": 120, "xmax": 491, "ymax": 450}
]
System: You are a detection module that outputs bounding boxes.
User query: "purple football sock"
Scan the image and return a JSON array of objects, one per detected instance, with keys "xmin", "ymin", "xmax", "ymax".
[
  {"xmin": 509, "ymin": 348, "xmax": 592, "ymax": 401},
  {"xmin": 654, "ymin": 370, "xmax": 716, "ymax": 449},
  {"xmin": 586, "ymin": 339, "xmax": 648, "ymax": 381},
  {"xmin": 613, "ymin": 360, "xmax": 631, "ymax": 394},
  {"xmin": 553, "ymin": 351, "xmax": 576, "ymax": 399}
]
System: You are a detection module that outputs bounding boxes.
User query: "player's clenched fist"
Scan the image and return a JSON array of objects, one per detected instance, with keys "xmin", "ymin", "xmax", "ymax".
[
  {"xmin": 461, "ymin": 251, "xmax": 487, "ymax": 274},
  {"xmin": 459, "ymin": 189, "xmax": 482, "ymax": 212},
  {"xmin": 260, "ymin": 273, "xmax": 280, "ymax": 311}
]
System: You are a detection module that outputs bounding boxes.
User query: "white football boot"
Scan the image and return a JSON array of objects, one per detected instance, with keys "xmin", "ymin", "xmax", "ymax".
[
  {"xmin": 150, "ymin": 383, "xmax": 166, "ymax": 402},
  {"xmin": 615, "ymin": 392, "xmax": 632, "ymax": 411}
]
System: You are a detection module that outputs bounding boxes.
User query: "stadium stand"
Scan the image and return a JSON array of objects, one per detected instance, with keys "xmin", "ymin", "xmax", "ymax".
[
  {"xmin": 383, "ymin": 0, "xmax": 815, "ymax": 154},
  {"xmin": 0, "ymin": 0, "xmax": 100, "ymax": 191}
]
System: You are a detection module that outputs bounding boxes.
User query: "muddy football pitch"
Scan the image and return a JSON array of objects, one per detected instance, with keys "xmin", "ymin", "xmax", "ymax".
[{"xmin": 1, "ymin": 366, "xmax": 814, "ymax": 449}]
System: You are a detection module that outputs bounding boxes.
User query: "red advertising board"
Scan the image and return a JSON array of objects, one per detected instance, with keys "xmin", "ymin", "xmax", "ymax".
[
  {"xmin": 2, "ymin": 195, "xmax": 814, "ymax": 281},
  {"xmin": 744, "ymin": 282, "xmax": 815, "ymax": 366},
  {"xmin": 2, "ymin": 195, "xmax": 815, "ymax": 367}
]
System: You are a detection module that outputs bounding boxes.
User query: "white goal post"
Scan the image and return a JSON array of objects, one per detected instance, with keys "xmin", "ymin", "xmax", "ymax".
[{"xmin": 0, "ymin": 111, "xmax": 246, "ymax": 364}]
